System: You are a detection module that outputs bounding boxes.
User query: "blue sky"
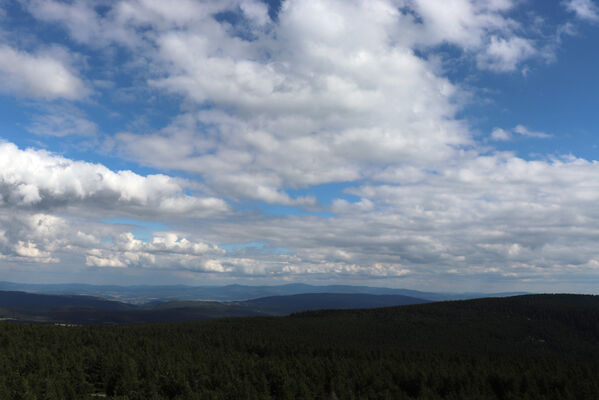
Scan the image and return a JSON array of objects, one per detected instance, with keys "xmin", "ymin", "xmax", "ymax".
[{"xmin": 1, "ymin": 0, "xmax": 599, "ymax": 292}]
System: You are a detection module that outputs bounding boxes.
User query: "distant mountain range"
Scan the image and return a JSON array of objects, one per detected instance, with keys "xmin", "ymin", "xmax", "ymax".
[
  {"xmin": 0, "ymin": 290, "xmax": 429, "ymax": 324},
  {"xmin": 0, "ymin": 281, "xmax": 530, "ymax": 325},
  {"xmin": 0, "ymin": 281, "xmax": 527, "ymax": 304}
]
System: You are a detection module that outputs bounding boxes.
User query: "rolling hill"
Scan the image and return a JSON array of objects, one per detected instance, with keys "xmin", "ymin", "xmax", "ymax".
[
  {"xmin": 0, "ymin": 290, "xmax": 429, "ymax": 324},
  {"xmin": 241, "ymin": 292, "xmax": 429, "ymax": 314},
  {"xmin": 0, "ymin": 281, "xmax": 527, "ymax": 303},
  {"xmin": 1, "ymin": 294, "xmax": 598, "ymax": 399}
]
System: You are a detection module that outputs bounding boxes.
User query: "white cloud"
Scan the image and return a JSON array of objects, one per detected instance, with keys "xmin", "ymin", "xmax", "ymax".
[
  {"xmin": 338, "ymin": 153, "xmax": 599, "ymax": 275},
  {"xmin": 0, "ymin": 213, "xmax": 71, "ymax": 263},
  {"xmin": 477, "ymin": 36, "xmax": 536, "ymax": 72},
  {"xmin": 110, "ymin": 0, "xmax": 471, "ymax": 202},
  {"xmin": 23, "ymin": 0, "xmax": 542, "ymax": 204},
  {"xmin": 491, "ymin": 125, "xmax": 552, "ymax": 141},
  {"xmin": 14, "ymin": 240, "xmax": 55, "ymax": 260},
  {"xmin": 0, "ymin": 45, "xmax": 88, "ymax": 100},
  {"xmin": 491, "ymin": 127, "xmax": 511, "ymax": 141},
  {"xmin": 239, "ymin": 0, "xmax": 270, "ymax": 26},
  {"xmin": 25, "ymin": 0, "xmax": 270, "ymax": 47},
  {"xmin": 408, "ymin": 0, "xmax": 517, "ymax": 49},
  {"xmin": 0, "ymin": 210, "xmax": 227, "ymax": 270},
  {"xmin": 513, "ymin": 125, "xmax": 552, "ymax": 139},
  {"xmin": 155, "ymin": 150, "xmax": 599, "ymax": 286},
  {"xmin": 85, "ymin": 231, "xmax": 225, "ymax": 270},
  {"xmin": 25, "ymin": 0, "xmax": 136, "ymax": 47},
  {"xmin": 563, "ymin": 0, "xmax": 599, "ymax": 21},
  {"xmin": 0, "ymin": 141, "xmax": 228, "ymax": 217},
  {"xmin": 20, "ymin": 0, "xmax": 554, "ymax": 203}
]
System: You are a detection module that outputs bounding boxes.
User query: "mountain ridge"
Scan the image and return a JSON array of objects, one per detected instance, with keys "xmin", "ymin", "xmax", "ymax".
[
  {"xmin": 0, "ymin": 281, "xmax": 528, "ymax": 303},
  {"xmin": 0, "ymin": 290, "xmax": 429, "ymax": 324}
]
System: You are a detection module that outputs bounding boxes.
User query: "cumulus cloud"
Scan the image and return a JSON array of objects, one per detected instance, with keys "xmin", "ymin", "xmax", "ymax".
[
  {"xmin": 0, "ymin": 141, "xmax": 228, "ymax": 217},
  {"xmin": 477, "ymin": 36, "xmax": 536, "ymax": 72},
  {"xmin": 24, "ymin": 0, "xmax": 136, "ymax": 47},
  {"xmin": 408, "ymin": 0, "xmax": 516, "ymax": 48},
  {"xmin": 109, "ymin": 0, "xmax": 472, "ymax": 202},
  {"xmin": 563, "ymin": 0, "xmax": 599, "ymax": 21},
  {"xmin": 145, "ymin": 149, "xmax": 599, "ymax": 286},
  {"xmin": 0, "ymin": 213, "xmax": 76, "ymax": 263},
  {"xmin": 491, "ymin": 128, "xmax": 512, "ymax": 141},
  {"xmin": 239, "ymin": 0, "xmax": 270, "ymax": 26},
  {"xmin": 341, "ymin": 153, "xmax": 599, "ymax": 274},
  {"xmin": 25, "ymin": 0, "xmax": 270, "ymax": 47},
  {"xmin": 21, "ymin": 0, "xmax": 547, "ymax": 204},
  {"xmin": 0, "ymin": 45, "xmax": 88, "ymax": 99},
  {"xmin": 85, "ymin": 231, "xmax": 225, "ymax": 270},
  {"xmin": 0, "ymin": 211, "xmax": 228, "ymax": 271}
]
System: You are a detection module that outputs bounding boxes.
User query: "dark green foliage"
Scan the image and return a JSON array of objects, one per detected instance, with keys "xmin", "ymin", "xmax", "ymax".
[
  {"xmin": 0, "ymin": 291, "xmax": 135, "ymax": 310},
  {"xmin": 1, "ymin": 294, "xmax": 599, "ymax": 399}
]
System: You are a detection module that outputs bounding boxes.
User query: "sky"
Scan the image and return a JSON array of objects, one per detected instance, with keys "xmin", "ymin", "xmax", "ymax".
[{"xmin": 0, "ymin": 0, "xmax": 599, "ymax": 292}]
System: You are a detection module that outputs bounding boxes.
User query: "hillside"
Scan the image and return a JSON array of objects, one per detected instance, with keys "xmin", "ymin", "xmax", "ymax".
[
  {"xmin": 0, "ymin": 291, "xmax": 134, "ymax": 311},
  {"xmin": 1, "ymin": 294, "xmax": 598, "ymax": 399},
  {"xmin": 242, "ymin": 292, "xmax": 429, "ymax": 314},
  {"xmin": 0, "ymin": 281, "xmax": 526, "ymax": 303},
  {"xmin": 0, "ymin": 290, "xmax": 429, "ymax": 324}
]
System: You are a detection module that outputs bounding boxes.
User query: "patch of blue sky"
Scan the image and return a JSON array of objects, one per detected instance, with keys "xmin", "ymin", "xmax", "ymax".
[
  {"xmin": 214, "ymin": 9, "xmax": 245, "ymax": 25},
  {"xmin": 1, "ymin": 95, "xmax": 183, "ymax": 178},
  {"xmin": 0, "ymin": 3, "xmax": 186, "ymax": 167},
  {"xmin": 464, "ymin": 29, "xmax": 599, "ymax": 161},
  {"xmin": 0, "ymin": 98, "xmax": 171, "ymax": 176},
  {"xmin": 214, "ymin": 7, "xmax": 264, "ymax": 42},
  {"xmin": 288, "ymin": 182, "xmax": 362, "ymax": 205},
  {"xmin": 220, "ymin": 241, "xmax": 266, "ymax": 252},
  {"xmin": 214, "ymin": 0, "xmax": 284, "ymax": 29},
  {"xmin": 0, "ymin": 97, "xmax": 33, "ymax": 147},
  {"xmin": 262, "ymin": 204, "xmax": 333, "ymax": 218},
  {"xmin": 407, "ymin": 1, "xmax": 599, "ymax": 162},
  {"xmin": 262, "ymin": 0, "xmax": 284, "ymax": 21},
  {"xmin": 1, "ymin": 2, "xmax": 42, "ymax": 39},
  {"xmin": 232, "ymin": 182, "xmax": 368, "ymax": 218}
]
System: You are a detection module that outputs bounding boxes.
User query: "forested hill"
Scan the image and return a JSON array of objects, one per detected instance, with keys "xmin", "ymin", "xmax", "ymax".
[
  {"xmin": 1, "ymin": 294, "xmax": 599, "ymax": 399},
  {"xmin": 0, "ymin": 291, "xmax": 134, "ymax": 310},
  {"xmin": 242, "ymin": 292, "xmax": 429, "ymax": 314},
  {"xmin": 0, "ymin": 290, "xmax": 429, "ymax": 324},
  {"xmin": 293, "ymin": 293, "xmax": 599, "ymax": 359},
  {"xmin": 0, "ymin": 281, "xmax": 527, "ymax": 303}
]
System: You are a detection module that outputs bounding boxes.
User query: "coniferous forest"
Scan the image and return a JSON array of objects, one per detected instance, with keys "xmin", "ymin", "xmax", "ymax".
[{"xmin": 1, "ymin": 294, "xmax": 599, "ymax": 399}]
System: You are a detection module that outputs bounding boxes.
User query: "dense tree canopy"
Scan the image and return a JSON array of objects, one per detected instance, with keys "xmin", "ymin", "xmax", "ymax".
[{"xmin": 1, "ymin": 295, "xmax": 598, "ymax": 399}]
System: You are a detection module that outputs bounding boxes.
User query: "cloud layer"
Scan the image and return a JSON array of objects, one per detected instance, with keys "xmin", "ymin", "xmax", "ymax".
[
  {"xmin": 0, "ymin": 142, "xmax": 228, "ymax": 217},
  {"xmin": 0, "ymin": 0, "xmax": 597, "ymax": 291}
]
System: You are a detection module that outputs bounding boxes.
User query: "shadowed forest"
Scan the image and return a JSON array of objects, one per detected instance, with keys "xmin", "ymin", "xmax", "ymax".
[{"xmin": 1, "ymin": 294, "xmax": 599, "ymax": 399}]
